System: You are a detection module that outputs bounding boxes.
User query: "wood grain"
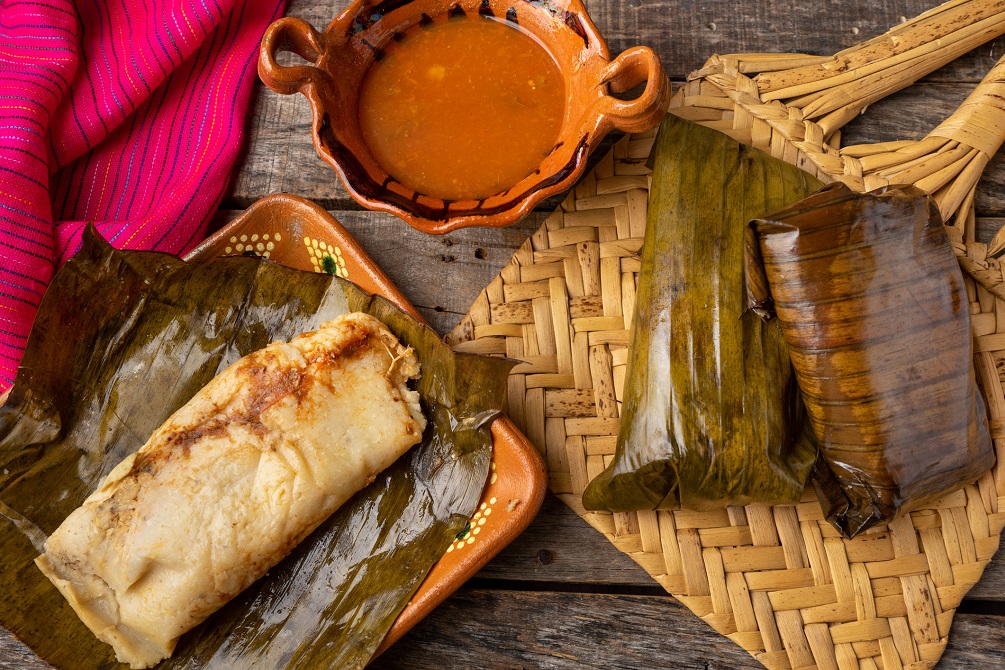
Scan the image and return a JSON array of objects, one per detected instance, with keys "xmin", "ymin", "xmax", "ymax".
[
  {"xmin": 369, "ymin": 590, "xmax": 1005, "ymax": 669},
  {"xmin": 581, "ymin": 0, "xmax": 1005, "ymax": 83},
  {"xmin": 9, "ymin": 1, "xmax": 1005, "ymax": 668},
  {"xmin": 3, "ymin": 574, "xmax": 1003, "ymax": 669},
  {"xmin": 277, "ymin": 0, "xmax": 1005, "ymax": 82},
  {"xmin": 474, "ymin": 493, "xmax": 653, "ymax": 585},
  {"xmin": 372, "ymin": 590, "xmax": 763, "ymax": 669}
]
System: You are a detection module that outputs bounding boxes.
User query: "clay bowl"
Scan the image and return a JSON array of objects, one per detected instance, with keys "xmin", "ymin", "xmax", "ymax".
[{"xmin": 259, "ymin": 0, "xmax": 670, "ymax": 234}]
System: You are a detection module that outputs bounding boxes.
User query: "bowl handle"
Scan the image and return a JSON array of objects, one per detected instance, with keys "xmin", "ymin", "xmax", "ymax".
[
  {"xmin": 589, "ymin": 46, "xmax": 672, "ymax": 135},
  {"xmin": 258, "ymin": 17, "xmax": 329, "ymax": 95}
]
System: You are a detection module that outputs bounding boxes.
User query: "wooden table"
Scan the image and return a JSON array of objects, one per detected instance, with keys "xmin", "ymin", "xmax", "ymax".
[{"xmin": 4, "ymin": 1, "xmax": 1005, "ymax": 668}]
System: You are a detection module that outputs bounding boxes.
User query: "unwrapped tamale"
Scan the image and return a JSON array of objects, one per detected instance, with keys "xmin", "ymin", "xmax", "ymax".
[
  {"xmin": 582, "ymin": 115, "xmax": 821, "ymax": 512},
  {"xmin": 0, "ymin": 228, "xmax": 514, "ymax": 670},
  {"xmin": 749, "ymin": 183, "xmax": 994, "ymax": 537},
  {"xmin": 36, "ymin": 313, "xmax": 425, "ymax": 669}
]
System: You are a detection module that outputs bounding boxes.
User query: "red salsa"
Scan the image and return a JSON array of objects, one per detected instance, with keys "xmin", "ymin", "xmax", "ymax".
[{"xmin": 358, "ymin": 16, "xmax": 565, "ymax": 201}]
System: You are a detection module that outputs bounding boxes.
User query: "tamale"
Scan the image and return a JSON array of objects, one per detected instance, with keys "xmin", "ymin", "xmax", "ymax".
[
  {"xmin": 582, "ymin": 115, "xmax": 821, "ymax": 513},
  {"xmin": 0, "ymin": 228, "xmax": 514, "ymax": 670},
  {"xmin": 749, "ymin": 183, "xmax": 994, "ymax": 538},
  {"xmin": 36, "ymin": 313, "xmax": 425, "ymax": 669}
]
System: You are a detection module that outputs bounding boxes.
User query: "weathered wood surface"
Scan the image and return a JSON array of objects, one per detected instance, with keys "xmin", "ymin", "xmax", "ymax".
[
  {"xmin": 270, "ymin": 0, "xmax": 1005, "ymax": 83},
  {"xmin": 5, "ymin": 588, "xmax": 1004, "ymax": 670},
  {"xmin": 371, "ymin": 591, "xmax": 1005, "ymax": 669},
  {"xmin": 6, "ymin": 0, "xmax": 1005, "ymax": 668}
]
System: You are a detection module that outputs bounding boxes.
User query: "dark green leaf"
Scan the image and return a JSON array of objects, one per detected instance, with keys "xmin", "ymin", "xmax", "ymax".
[
  {"xmin": 583, "ymin": 115, "xmax": 821, "ymax": 512},
  {"xmin": 0, "ymin": 227, "xmax": 513, "ymax": 669}
]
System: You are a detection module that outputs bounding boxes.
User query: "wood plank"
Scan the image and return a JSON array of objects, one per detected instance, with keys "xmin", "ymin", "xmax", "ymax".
[
  {"xmin": 3, "ymin": 587, "xmax": 1004, "ymax": 669},
  {"xmin": 272, "ymin": 0, "xmax": 1005, "ymax": 86},
  {"xmin": 580, "ymin": 0, "xmax": 1005, "ymax": 83},
  {"xmin": 369, "ymin": 590, "xmax": 1004, "ymax": 670},
  {"xmin": 475, "ymin": 494, "xmax": 652, "ymax": 584},
  {"xmin": 375, "ymin": 590, "xmax": 760, "ymax": 669},
  {"xmin": 12, "ymin": 0, "xmax": 1005, "ymax": 667},
  {"xmin": 0, "ymin": 591, "xmax": 762, "ymax": 670}
]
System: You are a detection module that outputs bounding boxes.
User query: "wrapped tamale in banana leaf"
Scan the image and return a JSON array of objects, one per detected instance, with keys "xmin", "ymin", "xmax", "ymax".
[
  {"xmin": 582, "ymin": 115, "xmax": 821, "ymax": 512},
  {"xmin": 748, "ymin": 183, "xmax": 994, "ymax": 538},
  {"xmin": 0, "ymin": 227, "xmax": 514, "ymax": 670}
]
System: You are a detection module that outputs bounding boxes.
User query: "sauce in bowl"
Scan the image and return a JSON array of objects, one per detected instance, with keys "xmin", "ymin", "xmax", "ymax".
[{"xmin": 357, "ymin": 16, "xmax": 565, "ymax": 201}]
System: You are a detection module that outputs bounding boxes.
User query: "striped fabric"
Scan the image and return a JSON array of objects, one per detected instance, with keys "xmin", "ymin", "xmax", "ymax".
[{"xmin": 0, "ymin": 0, "xmax": 285, "ymax": 390}]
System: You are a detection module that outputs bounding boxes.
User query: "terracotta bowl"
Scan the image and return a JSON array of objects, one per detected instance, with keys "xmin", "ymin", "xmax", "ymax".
[{"xmin": 258, "ymin": 0, "xmax": 671, "ymax": 234}]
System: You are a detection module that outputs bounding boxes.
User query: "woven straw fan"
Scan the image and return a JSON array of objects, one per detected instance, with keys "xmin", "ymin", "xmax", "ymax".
[
  {"xmin": 446, "ymin": 2, "xmax": 1005, "ymax": 669},
  {"xmin": 670, "ymin": 0, "xmax": 1005, "ymax": 297}
]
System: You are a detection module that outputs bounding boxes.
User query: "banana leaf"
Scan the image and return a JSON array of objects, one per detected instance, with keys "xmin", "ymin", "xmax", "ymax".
[
  {"xmin": 582, "ymin": 115, "xmax": 821, "ymax": 512},
  {"xmin": 0, "ymin": 226, "xmax": 514, "ymax": 669},
  {"xmin": 749, "ymin": 183, "xmax": 994, "ymax": 537}
]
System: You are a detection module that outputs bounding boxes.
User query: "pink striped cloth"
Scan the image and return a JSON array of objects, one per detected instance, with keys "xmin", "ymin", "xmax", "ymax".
[{"xmin": 0, "ymin": 0, "xmax": 285, "ymax": 390}]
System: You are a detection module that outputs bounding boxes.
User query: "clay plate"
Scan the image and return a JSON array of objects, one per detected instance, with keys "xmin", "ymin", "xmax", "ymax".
[{"xmin": 186, "ymin": 193, "xmax": 547, "ymax": 656}]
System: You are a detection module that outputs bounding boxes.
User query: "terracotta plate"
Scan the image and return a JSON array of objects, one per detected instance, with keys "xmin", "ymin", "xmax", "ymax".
[{"xmin": 186, "ymin": 193, "xmax": 546, "ymax": 656}]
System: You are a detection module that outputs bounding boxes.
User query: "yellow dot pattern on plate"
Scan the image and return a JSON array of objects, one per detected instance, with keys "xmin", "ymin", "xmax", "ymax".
[
  {"xmin": 304, "ymin": 236, "xmax": 349, "ymax": 279},
  {"xmin": 445, "ymin": 462, "xmax": 496, "ymax": 553},
  {"xmin": 224, "ymin": 233, "xmax": 275, "ymax": 259}
]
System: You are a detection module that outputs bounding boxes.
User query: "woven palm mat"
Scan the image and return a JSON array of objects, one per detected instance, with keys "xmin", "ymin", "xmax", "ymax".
[{"xmin": 444, "ymin": 128, "xmax": 1005, "ymax": 669}]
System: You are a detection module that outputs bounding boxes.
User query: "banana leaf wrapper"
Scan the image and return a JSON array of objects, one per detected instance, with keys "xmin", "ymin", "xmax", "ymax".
[
  {"xmin": 748, "ymin": 183, "xmax": 994, "ymax": 538},
  {"xmin": 582, "ymin": 115, "xmax": 821, "ymax": 513},
  {"xmin": 0, "ymin": 227, "xmax": 515, "ymax": 669}
]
